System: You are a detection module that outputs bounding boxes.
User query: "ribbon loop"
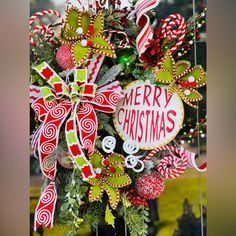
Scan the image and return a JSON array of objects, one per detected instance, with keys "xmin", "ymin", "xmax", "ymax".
[
  {"xmin": 34, "ymin": 181, "xmax": 57, "ymax": 231},
  {"xmin": 41, "ymin": 87, "xmax": 56, "ymax": 102}
]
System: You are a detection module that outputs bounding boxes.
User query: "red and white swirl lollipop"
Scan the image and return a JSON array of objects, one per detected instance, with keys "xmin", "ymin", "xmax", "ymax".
[{"xmin": 144, "ymin": 145, "xmax": 187, "ymax": 179}]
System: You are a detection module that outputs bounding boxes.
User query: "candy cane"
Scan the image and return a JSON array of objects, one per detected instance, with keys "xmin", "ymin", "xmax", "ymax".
[
  {"xmin": 104, "ymin": 29, "xmax": 130, "ymax": 49},
  {"xmin": 135, "ymin": 0, "xmax": 160, "ymax": 57},
  {"xmin": 29, "ymin": 10, "xmax": 64, "ymax": 46},
  {"xmin": 160, "ymin": 14, "xmax": 186, "ymax": 54},
  {"xmin": 144, "ymin": 146, "xmax": 187, "ymax": 179},
  {"xmin": 97, "ymin": 0, "xmax": 107, "ymax": 8}
]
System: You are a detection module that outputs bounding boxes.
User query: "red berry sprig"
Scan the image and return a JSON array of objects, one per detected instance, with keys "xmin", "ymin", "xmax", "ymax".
[{"xmin": 123, "ymin": 188, "xmax": 149, "ymax": 208}]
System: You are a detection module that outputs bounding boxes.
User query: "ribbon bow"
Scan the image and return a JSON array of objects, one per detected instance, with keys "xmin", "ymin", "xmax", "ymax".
[{"xmin": 32, "ymin": 62, "xmax": 120, "ymax": 230}]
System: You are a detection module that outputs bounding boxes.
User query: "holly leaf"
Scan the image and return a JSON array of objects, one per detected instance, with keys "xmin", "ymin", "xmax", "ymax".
[
  {"xmin": 89, "ymin": 150, "xmax": 103, "ymax": 169},
  {"xmin": 67, "ymin": 8, "xmax": 79, "ymax": 29},
  {"xmin": 105, "ymin": 204, "xmax": 115, "ymax": 228},
  {"xmin": 161, "ymin": 51, "xmax": 174, "ymax": 73},
  {"xmin": 168, "ymin": 82, "xmax": 175, "ymax": 94},
  {"xmin": 90, "ymin": 37, "xmax": 116, "ymax": 58},
  {"xmin": 177, "ymin": 87, "xmax": 199, "ymax": 108},
  {"xmin": 88, "ymin": 177, "xmax": 101, "ymax": 186},
  {"xmin": 182, "ymin": 88, "xmax": 203, "ymax": 101},
  {"xmin": 64, "ymin": 28, "xmax": 80, "ymax": 40},
  {"xmin": 89, "ymin": 185, "xmax": 104, "ymax": 202},
  {"xmin": 107, "ymin": 153, "xmax": 124, "ymax": 165},
  {"xmin": 105, "ymin": 174, "xmax": 131, "ymax": 188},
  {"xmin": 104, "ymin": 183, "xmax": 120, "ymax": 209},
  {"xmin": 181, "ymin": 65, "xmax": 204, "ymax": 83},
  {"xmin": 72, "ymin": 42, "xmax": 91, "ymax": 65},
  {"xmin": 196, "ymin": 73, "xmax": 207, "ymax": 88},
  {"xmin": 93, "ymin": 11, "xmax": 104, "ymax": 36},
  {"xmin": 155, "ymin": 69, "xmax": 173, "ymax": 83},
  {"xmin": 174, "ymin": 61, "xmax": 191, "ymax": 77},
  {"xmin": 80, "ymin": 12, "xmax": 91, "ymax": 34}
]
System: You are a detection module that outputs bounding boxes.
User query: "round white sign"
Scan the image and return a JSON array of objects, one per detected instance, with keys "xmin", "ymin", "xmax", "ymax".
[{"xmin": 113, "ymin": 80, "xmax": 184, "ymax": 150}]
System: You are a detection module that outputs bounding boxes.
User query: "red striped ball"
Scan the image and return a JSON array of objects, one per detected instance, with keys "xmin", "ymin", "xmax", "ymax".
[
  {"xmin": 135, "ymin": 172, "xmax": 165, "ymax": 199},
  {"xmin": 56, "ymin": 44, "xmax": 75, "ymax": 70}
]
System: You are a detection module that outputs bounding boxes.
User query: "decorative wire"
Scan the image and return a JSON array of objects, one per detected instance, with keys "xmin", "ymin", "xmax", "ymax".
[{"xmin": 192, "ymin": 0, "xmax": 205, "ymax": 236}]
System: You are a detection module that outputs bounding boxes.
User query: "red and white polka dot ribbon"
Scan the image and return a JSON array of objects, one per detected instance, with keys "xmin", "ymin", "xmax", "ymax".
[
  {"xmin": 160, "ymin": 13, "xmax": 186, "ymax": 54},
  {"xmin": 144, "ymin": 145, "xmax": 187, "ymax": 179},
  {"xmin": 135, "ymin": 0, "xmax": 160, "ymax": 57},
  {"xmin": 29, "ymin": 10, "xmax": 64, "ymax": 46}
]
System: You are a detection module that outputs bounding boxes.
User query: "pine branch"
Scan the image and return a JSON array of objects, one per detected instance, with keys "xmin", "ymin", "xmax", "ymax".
[
  {"xmin": 118, "ymin": 205, "xmax": 150, "ymax": 236},
  {"xmin": 96, "ymin": 112, "xmax": 117, "ymax": 136},
  {"xmin": 96, "ymin": 64, "xmax": 123, "ymax": 87}
]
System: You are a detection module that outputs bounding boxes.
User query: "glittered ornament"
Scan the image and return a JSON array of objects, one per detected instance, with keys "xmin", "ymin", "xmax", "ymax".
[
  {"xmin": 135, "ymin": 172, "xmax": 164, "ymax": 199},
  {"xmin": 116, "ymin": 48, "xmax": 134, "ymax": 64},
  {"xmin": 56, "ymin": 44, "xmax": 75, "ymax": 70}
]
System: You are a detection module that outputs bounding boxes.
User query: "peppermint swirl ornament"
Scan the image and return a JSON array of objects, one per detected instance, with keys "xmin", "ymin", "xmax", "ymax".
[{"xmin": 56, "ymin": 44, "xmax": 75, "ymax": 70}]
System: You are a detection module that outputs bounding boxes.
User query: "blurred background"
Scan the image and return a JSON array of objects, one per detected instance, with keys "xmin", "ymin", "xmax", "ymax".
[{"xmin": 30, "ymin": 0, "xmax": 206, "ymax": 235}]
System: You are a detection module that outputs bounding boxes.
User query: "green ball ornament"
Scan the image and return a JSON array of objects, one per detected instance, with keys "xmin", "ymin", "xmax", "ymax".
[{"xmin": 116, "ymin": 48, "xmax": 135, "ymax": 64}]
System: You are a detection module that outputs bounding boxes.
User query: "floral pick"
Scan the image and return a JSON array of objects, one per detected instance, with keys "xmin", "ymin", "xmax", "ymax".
[
  {"xmin": 60, "ymin": 7, "xmax": 116, "ymax": 66},
  {"xmin": 154, "ymin": 51, "xmax": 207, "ymax": 108},
  {"xmin": 88, "ymin": 150, "xmax": 131, "ymax": 209}
]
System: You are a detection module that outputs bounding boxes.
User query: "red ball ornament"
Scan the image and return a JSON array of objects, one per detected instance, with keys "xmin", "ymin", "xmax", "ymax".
[
  {"xmin": 110, "ymin": 167, "xmax": 116, "ymax": 173},
  {"xmin": 103, "ymin": 159, "xmax": 109, "ymax": 166},
  {"xmin": 56, "ymin": 44, "xmax": 75, "ymax": 70},
  {"xmin": 135, "ymin": 172, "xmax": 164, "ymax": 200}
]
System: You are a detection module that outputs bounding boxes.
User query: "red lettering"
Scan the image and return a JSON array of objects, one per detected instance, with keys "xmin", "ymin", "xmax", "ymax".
[
  {"xmin": 150, "ymin": 110, "xmax": 160, "ymax": 142},
  {"xmin": 153, "ymin": 85, "xmax": 161, "ymax": 107},
  {"xmin": 158, "ymin": 112, "xmax": 166, "ymax": 139},
  {"xmin": 123, "ymin": 89, "xmax": 134, "ymax": 106},
  {"xmin": 123, "ymin": 109, "xmax": 131, "ymax": 134},
  {"xmin": 135, "ymin": 110, "xmax": 140, "ymax": 140},
  {"xmin": 145, "ymin": 110, "xmax": 151, "ymax": 142},
  {"xmin": 143, "ymin": 85, "xmax": 152, "ymax": 106},
  {"xmin": 129, "ymin": 110, "xmax": 136, "ymax": 140},
  {"xmin": 164, "ymin": 88, "xmax": 172, "ymax": 108},
  {"xmin": 167, "ymin": 110, "xmax": 176, "ymax": 132},
  {"xmin": 138, "ymin": 111, "xmax": 145, "ymax": 142},
  {"xmin": 117, "ymin": 108, "xmax": 124, "ymax": 125},
  {"xmin": 134, "ymin": 86, "xmax": 141, "ymax": 105}
]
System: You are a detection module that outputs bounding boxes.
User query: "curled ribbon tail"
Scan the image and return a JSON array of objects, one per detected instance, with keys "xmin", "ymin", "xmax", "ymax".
[
  {"xmin": 38, "ymin": 101, "xmax": 72, "ymax": 179},
  {"xmin": 65, "ymin": 108, "xmax": 95, "ymax": 180},
  {"xmin": 34, "ymin": 100, "xmax": 72, "ymax": 230},
  {"xmin": 34, "ymin": 181, "xmax": 57, "ymax": 231},
  {"xmin": 135, "ymin": 0, "xmax": 160, "ymax": 57}
]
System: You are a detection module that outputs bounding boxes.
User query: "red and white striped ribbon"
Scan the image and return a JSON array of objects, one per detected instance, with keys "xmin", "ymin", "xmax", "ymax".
[
  {"xmin": 144, "ymin": 145, "xmax": 187, "ymax": 179},
  {"xmin": 160, "ymin": 13, "xmax": 186, "ymax": 54},
  {"xmin": 30, "ymin": 85, "xmax": 42, "ymax": 104},
  {"xmin": 97, "ymin": 80, "xmax": 124, "ymax": 100},
  {"xmin": 85, "ymin": 54, "xmax": 105, "ymax": 83},
  {"xmin": 29, "ymin": 10, "xmax": 64, "ymax": 46},
  {"xmin": 135, "ymin": 0, "xmax": 160, "ymax": 57},
  {"xmin": 183, "ymin": 149, "xmax": 207, "ymax": 172}
]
